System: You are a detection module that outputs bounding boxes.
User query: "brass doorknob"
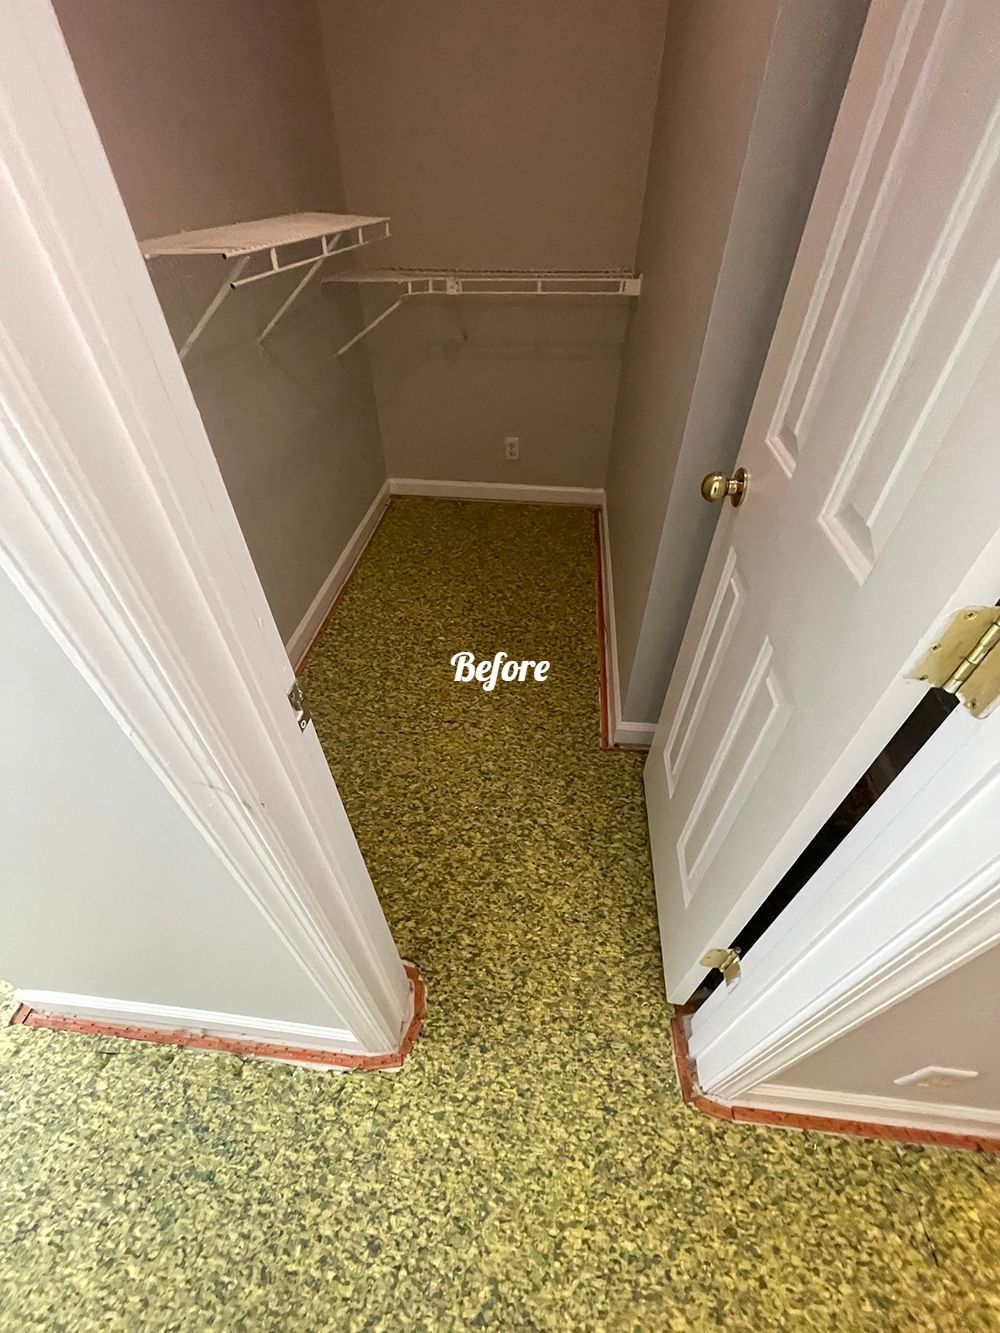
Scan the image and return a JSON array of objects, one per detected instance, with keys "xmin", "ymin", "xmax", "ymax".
[{"xmin": 701, "ymin": 467, "xmax": 748, "ymax": 507}]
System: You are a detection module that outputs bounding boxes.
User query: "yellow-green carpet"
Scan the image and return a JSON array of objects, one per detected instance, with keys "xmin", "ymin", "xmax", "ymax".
[{"xmin": 1, "ymin": 497, "xmax": 998, "ymax": 1331}]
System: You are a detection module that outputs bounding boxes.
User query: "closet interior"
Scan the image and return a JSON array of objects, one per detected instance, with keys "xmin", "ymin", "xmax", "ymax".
[{"xmin": 53, "ymin": 0, "xmax": 866, "ymax": 736}]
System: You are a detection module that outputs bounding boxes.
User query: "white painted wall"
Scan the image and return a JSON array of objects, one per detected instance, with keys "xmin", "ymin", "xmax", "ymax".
[
  {"xmin": 318, "ymin": 0, "xmax": 667, "ymax": 488},
  {"xmin": 54, "ymin": 0, "xmax": 387, "ymax": 648},
  {"xmin": 606, "ymin": 0, "xmax": 869, "ymax": 726},
  {"xmin": 0, "ymin": 563, "xmax": 349, "ymax": 1028}
]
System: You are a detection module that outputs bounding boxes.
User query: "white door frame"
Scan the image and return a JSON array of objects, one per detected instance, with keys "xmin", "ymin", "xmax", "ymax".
[
  {"xmin": 0, "ymin": 1, "xmax": 410, "ymax": 1055},
  {"xmin": 690, "ymin": 688, "xmax": 1000, "ymax": 1105}
]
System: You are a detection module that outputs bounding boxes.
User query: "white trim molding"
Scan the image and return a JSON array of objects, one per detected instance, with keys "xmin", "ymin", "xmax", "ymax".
[
  {"xmin": 286, "ymin": 481, "xmax": 390, "ymax": 670},
  {"xmin": 0, "ymin": 1, "xmax": 411, "ymax": 1054},
  {"xmin": 690, "ymin": 698, "xmax": 1000, "ymax": 1105},
  {"xmin": 735, "ymin": 1082, "xmax": 1000, "ymax": 1142},
  {"xmin": 17, "ymin": 990, "xmax": 361, "ymax": 1056},
  {"xmin": 389, "ymin": 477, "xmax": 605, "ymax": 508},
  {"xmin": 596, "ymin": 507, "xmax": 656, "ymax": 748},
  {"xmin": 613, "ymin": 720, "xmax": 657, "ymax": 747}
]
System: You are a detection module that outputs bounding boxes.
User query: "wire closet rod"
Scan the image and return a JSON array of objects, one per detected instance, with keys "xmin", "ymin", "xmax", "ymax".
[{"xmin": 324, "ymin": 268, "xmax": 642, "ymax": 355}]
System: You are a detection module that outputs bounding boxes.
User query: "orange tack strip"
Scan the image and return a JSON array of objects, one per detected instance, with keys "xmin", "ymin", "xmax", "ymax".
[
  {"xmin": 670, "ymin": 1013, "xmax": 1000, "ymax": 1155},
  {"xmin": 9, "ymin": 962, "xmax": 425, "ymax": 1072}
]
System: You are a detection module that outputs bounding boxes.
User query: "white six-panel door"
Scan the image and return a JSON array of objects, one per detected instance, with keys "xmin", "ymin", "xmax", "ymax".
[{"xmin": 646, "ymin": 0, "xmax": 1000, "ymax": 1001}]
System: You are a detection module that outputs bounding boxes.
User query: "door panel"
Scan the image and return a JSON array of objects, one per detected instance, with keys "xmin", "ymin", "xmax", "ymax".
[
  {"xmin": 646, "ymin": 0, "xmax": 1000, "ymax": 1000},
  {"xmin": 677, "ymin": 638, "xmax": 789, "ymax": 906},
  {"xmin": 663, "ymin": 548, "xmax": 746, "ymax": 796}
]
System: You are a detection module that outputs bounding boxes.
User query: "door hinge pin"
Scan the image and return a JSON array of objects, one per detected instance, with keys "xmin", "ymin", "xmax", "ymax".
[
  {"xmin": 908, "ymin": 607, "xmax": 1000, "ymax": 718},
  {"xmin": 287, "ymin": 679, "xmax": 311, "ymax": 731},
  {"xmin": 941, "ymin": 620, "xmax": 1000, "ymax": 691},
  {"xmin": 700, "ymin": 946, "xmax": 742, "ymax": 988}
]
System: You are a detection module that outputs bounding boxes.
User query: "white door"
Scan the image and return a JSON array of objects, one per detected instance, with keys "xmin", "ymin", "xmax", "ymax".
[{"xmin": 646, "ymin": 0, "xmax": 1000, "ymax": 1001}]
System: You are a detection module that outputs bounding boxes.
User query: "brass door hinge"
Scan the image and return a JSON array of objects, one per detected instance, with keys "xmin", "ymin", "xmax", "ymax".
[
  {"xmin": 700, "ymin": 947, "xmax": 742, "ymax": 988},
  {"xmin": 288, "ymin": 679, "xmax": 311, "ymax": 731},
  {"xmin": 908, "ymin": 606, "xmax": 1000, "ymax": 718}
]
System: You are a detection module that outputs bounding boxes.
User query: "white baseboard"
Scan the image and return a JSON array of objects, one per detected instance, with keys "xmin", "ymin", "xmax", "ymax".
[
  {"xmin": 17, "ymin": 988, "xmax": 366, "ymax": 1057},
  {"xmin": 388, "ymin": 477, "xmax": 604, "ymax": 508},
  {"xmin": 286, "ymin": 481, "xmax": 390, "ymax": 670},
  {"xmin": 612, "ymin": 718, "xmax": 657, "ymax": 747},
  {"xmin": 595, "ymin": 507, "xmax": 657, "ymax": 748},
  {"xmin": 740, "ymin": 1081, "xmax": 1000, "ymax": 1140}
]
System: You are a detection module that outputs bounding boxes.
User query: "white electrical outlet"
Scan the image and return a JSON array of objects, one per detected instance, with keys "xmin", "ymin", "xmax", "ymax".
[{"xmin": 504, "ymin": 436, "xmax": 520, "ymax": 461}]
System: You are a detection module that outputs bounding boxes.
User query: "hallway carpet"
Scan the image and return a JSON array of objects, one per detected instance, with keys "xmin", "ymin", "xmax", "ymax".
[{"xmin": 2, "ymin": 496, "xmax": 999, "ymax": 1331}]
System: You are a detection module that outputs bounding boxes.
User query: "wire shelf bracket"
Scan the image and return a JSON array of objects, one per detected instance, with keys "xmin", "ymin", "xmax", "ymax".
[
  {"xmin": 322, "ymin": 268, "xmax": 642, "ymax": 356},
  {"xmin": 140, "ymin": 213, "xmax": 391, "ymax": 360}
]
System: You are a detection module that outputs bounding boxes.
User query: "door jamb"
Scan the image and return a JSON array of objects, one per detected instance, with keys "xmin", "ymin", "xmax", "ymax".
[
  {"xmin": 0, "ymin": 1, "xmax": 410, "ymax": 1054},
  {"xmin": 689, "ymin": 671, "xmax": 1000, "ymax": 1103}
]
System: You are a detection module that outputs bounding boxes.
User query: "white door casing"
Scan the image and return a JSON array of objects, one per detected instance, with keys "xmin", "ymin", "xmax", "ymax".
[
  {"xmin": 646, "ymin": 0, "xmax": 1000, "ymax": 1001},
  {"xmin": 689, "ymin": 680, "xmax": 1000, "ymax": 1107},
  {"xmin": 0, "ymin": 1, "xmax": 411, "ymax": 1051}
]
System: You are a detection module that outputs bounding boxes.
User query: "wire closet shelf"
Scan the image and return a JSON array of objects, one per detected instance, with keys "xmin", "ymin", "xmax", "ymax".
[
  {"xmin": 140, "ymin": 212, "xmax": 390, "ymax": 358},
  {"xmin": 322, "ymin": 267, "xmax": 643, "ymax": 356}
]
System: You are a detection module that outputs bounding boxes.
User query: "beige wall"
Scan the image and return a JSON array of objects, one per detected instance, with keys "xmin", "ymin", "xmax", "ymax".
[
  {"xmin": 55, "ymin": 0, "xmax": 387, "ymax": 646},
  {"xmin": 775, "ymin": 946, "xmax": 1000, "ymax": 1116},
  {"xmin": 318, "ymin": 0, "xmax": 667, "ymax": 486},
  {"xmin": 606, "ymin": 0, "xmax": 869, "ymax": 724},
  {"xmin": 0, "ymin": 566, "xmax": 347, "ymax": 1025}
]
